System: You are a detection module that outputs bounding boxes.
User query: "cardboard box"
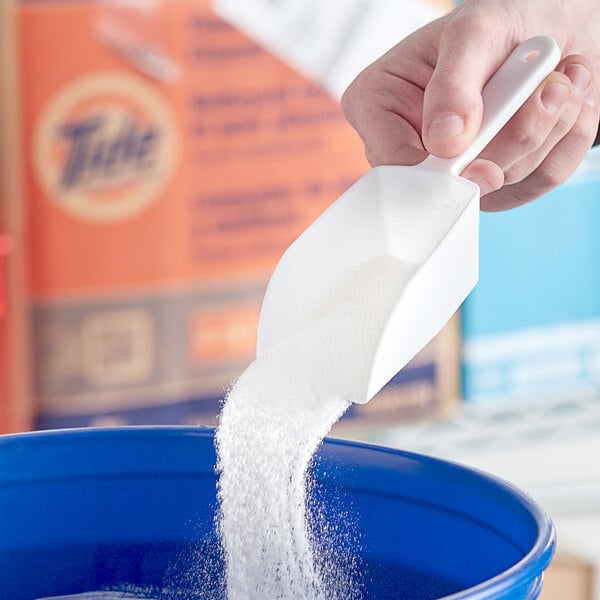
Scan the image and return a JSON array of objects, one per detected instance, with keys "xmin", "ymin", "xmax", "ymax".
[
  {"xmin": 461, "ymin": 154, "xmax": 600, "ymax": 403},
  {"xmin": 16, "ymin": 0, "xmax": 460, "ymax": 429},
  {"xmin": 0, "ymin": 0, "xmax": 32, "ymax": 434},
  {"xmin": 540, "ymin": 551, "xmax": 595, "ymax": 600}
]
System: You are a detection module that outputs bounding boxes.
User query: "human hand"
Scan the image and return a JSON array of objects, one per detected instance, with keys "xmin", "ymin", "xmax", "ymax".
[{"xmin": 341, "ymin": 0, "xmax": 600, "ymax": 210}]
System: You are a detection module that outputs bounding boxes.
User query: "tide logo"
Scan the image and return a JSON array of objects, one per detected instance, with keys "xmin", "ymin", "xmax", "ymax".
[{"xmin": 34, "ymin": 72, "xmax": 179, "ymax": 222}]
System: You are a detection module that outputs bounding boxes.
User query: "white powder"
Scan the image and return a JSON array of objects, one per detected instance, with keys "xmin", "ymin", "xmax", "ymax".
[{"xmin": 216, "ymin": 255, "xmax": 415, "ymax": 600}]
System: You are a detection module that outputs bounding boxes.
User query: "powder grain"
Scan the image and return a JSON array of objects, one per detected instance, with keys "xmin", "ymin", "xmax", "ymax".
[{"xmin": 216, "ymin": 255, "xmax": 415, "ymax": 600}]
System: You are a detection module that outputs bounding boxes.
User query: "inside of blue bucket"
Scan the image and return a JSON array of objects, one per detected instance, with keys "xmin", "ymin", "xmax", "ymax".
[{"xmin": 0, "ymin": 427, "xmax": 554, "ymax": 600}]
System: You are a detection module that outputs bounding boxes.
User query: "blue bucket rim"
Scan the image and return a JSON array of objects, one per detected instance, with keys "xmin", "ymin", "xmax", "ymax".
[
  {"xmin": 0, "ymin": 425, "xmax": 555, "ymax": 599},
  {"xmin": 324, "ymin": 435, "xmax": 555, "ymax": 600}
]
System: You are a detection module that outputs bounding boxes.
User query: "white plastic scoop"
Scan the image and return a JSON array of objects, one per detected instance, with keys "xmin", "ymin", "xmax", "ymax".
[{"xmin": 257, "ymin": 36, "xmax": 561, "ymax": 403}]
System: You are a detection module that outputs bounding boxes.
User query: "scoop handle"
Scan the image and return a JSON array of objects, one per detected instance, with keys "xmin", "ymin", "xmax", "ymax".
[{"xmin": 422, "ymin": 36, "xmax": 561, "ymax": 177}]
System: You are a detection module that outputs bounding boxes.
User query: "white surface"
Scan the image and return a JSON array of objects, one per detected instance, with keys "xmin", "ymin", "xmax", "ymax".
[{"xmin": 372, "ymin": 391, "xmax": 600, "ymax": 511}]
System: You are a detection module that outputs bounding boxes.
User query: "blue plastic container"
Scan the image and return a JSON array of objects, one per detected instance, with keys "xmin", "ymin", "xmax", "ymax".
[{"xmin": 0, "ymin": 427, "xmax": 554, "ymax": 599}]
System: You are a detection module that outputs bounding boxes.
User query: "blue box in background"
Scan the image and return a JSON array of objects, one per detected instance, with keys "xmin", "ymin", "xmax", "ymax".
[{"xmin": 461, "ymin": 148, "xmax": 600, "ymax": 402}]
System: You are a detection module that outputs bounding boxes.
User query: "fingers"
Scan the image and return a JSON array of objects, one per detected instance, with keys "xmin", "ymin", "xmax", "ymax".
[
  {"xmin": 472, "ymin": 70, "xmax": 573, "ymax": 177},
  {"xmin": 467, "ymin": 56, "xmax": 593, "ymax": 192},
  {"xmin": 502, "ymin": 58, "xmax": 594, "ymax": 184},
  {"xmin": 341, "ymin": 63, "xmax": 428, "ymax": 166},
  {"xmin": 480, "ymin": 81, "xmax": 599, "ymax": 211},
  {"xmin": 422, "ymin": 3, "xmax": 518, "ymax": 157},
  {"xmin": 455, "ymin": 53, "xmax": 598, "ymax": 211}
]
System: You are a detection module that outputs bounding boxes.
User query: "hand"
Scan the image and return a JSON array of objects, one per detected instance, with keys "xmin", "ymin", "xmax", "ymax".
[{"xmin": 341, "ymin": 0, "xmax": 600, "ymax": 210}]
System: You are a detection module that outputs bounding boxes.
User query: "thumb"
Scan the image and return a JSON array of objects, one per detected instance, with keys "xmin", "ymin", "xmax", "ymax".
[{"xmin": 423, "ymin": 14, "xmax": 516, "ymax": 158}]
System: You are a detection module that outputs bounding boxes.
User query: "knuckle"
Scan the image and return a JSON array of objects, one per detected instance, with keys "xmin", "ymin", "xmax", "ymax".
[
  {"xmin": 552, "ymin": 96, "xmax": 590, "ymax": 137},
  {"xmin": 444, "ymin": 6, "xmax": 491, "ymax": 39},
  {"xmin": 534, "ymin": 164, "xmax": 566, "ymax": 191},
  {"xmin": 511, "ymin": 122, "xmax": 546, "ymax": 153},
  {"xmin": 442, "ymin": 4, "xmax": 501, "ymax": 50},
  {"xmin": 566, "ymin": 121, "xmax": 596, "ymax": 149},
  {"xmin": 427, "ymin": 71, "xmax": 463, "ymax": 98}
]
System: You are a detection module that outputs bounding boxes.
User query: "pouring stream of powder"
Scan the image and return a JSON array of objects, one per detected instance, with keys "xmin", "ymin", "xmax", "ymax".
[{"xmin": 216, "ymin": 255, "xmax": 415, "ymax": 600}]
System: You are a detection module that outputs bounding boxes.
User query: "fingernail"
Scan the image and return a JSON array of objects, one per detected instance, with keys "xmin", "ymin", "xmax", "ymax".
[
  {"xmin": 427, "ymin": 114, "xmax": 465, "ymax": 139},
  {"xmin": 585, "ymin": 87, "xmax": 596, "ymax": 108},
  {"xmin": 541, "ymin": 82, "xmax": 570, "ymax": 113},
  {"xmin": 467, "ymin": 176, "xmax": 494, "ymax": 197},
  {"xmin": 565, "ymin": 64, "xmax": 591, "ymax": 93}
]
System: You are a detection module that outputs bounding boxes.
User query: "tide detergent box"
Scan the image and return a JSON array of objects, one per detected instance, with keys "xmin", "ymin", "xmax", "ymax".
[
  {"xmin": 16, "ymin": 0, "xmax": 459, "ymax": 429},
  {"xmin": 0, "ymin": 0, "xmax": 32, "ymax": 434},
  {"xmin": 461, "ymin": 149, "xmax": 600, "ymax": 402}
]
